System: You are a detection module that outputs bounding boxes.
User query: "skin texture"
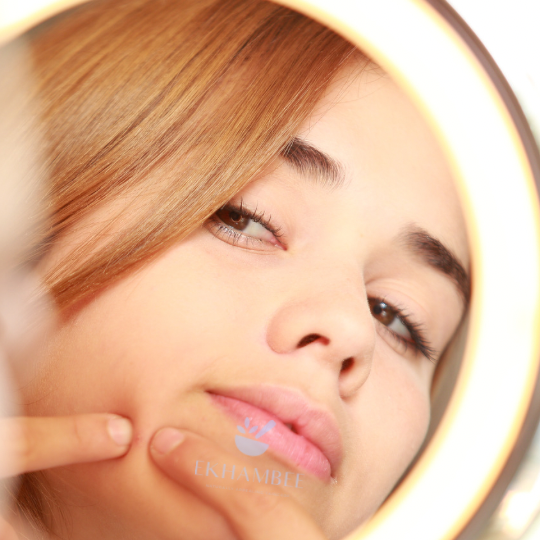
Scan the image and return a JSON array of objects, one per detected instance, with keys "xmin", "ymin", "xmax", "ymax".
[{"xmin": 19, "ymin": 66, "xmax": 469, "ymax": 540}]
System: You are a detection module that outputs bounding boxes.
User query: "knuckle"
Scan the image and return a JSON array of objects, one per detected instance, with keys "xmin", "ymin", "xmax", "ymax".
[
  {"xmin": 231, "ymin": 489, "xmax": 282, "ymax": 521},
  {"xmin": 14, "ymin": 419, "xmax": 33, "ymax": 471},
  {"xmin": 69, "ymin": 416, "xmax": 86, "ymax": 449}
]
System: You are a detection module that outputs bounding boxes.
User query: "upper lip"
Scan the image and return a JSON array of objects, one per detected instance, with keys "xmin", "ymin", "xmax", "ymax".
[{"xmin": 207, "ymin": 385, "xmax": 343, "ymax": 476}]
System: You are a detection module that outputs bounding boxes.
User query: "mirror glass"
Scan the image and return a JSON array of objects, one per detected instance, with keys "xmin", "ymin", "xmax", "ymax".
[{"xmin": 1, "ymin": 1, "xmax": 538, "ymax": 540}]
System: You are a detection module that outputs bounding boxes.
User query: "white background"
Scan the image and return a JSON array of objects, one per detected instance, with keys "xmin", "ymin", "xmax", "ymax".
[{"xmin": 447, "ymin": 0, "xmax": 540, "ymax": 140}]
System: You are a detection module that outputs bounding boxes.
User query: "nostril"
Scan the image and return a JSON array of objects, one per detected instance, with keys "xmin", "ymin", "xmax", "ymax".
[
  {"xmin": 340, "ymin": 357, "xmax": 354, "ymax": 372},
  {"xmin": 297, "ymin": 334, "xmax": 320, "ymax": 347}
]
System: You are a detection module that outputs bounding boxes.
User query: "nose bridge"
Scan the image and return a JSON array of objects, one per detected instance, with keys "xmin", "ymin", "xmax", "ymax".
[
  {"xmin": 296, "ymin": 251, "xmax": 365, "ymax": 300},
  {"xmin": 265, "ymin": 261, "xmax": 376, "ymax": 399}
]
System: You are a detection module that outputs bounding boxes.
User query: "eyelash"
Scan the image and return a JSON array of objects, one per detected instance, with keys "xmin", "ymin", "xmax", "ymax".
[
  {"xmin": 208, "ymin": 200, "xmax": 437, "ymax": 363},
  {"xmin": 208, "ymin": 199, "xmax": 284, "ymax": 247},
  {"xmin": 371, "ymin": 296, "xmax": 438, "ymax": 364}
]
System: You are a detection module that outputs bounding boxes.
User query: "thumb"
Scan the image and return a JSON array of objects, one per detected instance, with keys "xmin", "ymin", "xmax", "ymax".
[{"xmin": 150, "ymin": 427, "xmax": 327, "ymax": 540}]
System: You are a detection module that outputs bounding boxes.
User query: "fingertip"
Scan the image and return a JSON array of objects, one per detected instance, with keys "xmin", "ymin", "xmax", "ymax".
[
  {"xmin": 151, "ymin": 427, "xmax": 185, "ymax": 455},
  {"xmin": 106, "ymin": 415, "xmax": 133, "ymax": 447}
]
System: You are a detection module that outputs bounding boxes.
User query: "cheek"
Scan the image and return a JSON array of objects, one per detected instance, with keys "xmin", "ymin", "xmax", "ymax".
[
  {"xmin": 372, "ymin": 357, "xmax": 431, "ymax": 456},
  {"xmin": 349, "ymin": 354, "xmax": 431, "ymax": 491},
  {"xmin": 325, "ymin": 355, "xmax": 432, "ymax": 534},
  {"xmin": 23, "ymin": 241, "xmax": 260, "ymax": 418}
]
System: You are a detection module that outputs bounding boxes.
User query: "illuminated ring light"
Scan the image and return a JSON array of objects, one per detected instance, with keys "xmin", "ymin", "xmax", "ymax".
[{"xmin": 1, "ymin": 1, "xmax": 540, "ymax": 539}]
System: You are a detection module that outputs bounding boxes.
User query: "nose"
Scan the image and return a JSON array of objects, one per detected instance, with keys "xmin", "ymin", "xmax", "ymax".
[{"xmin": 265, "ymin": 283, "xmax": 376, "ymax": 399}]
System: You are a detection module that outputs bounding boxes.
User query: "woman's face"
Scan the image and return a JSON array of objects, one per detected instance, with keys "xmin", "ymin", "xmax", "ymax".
[{"xmin": 24, "ymin": 65, "xmax": 469, "ymax": 540}]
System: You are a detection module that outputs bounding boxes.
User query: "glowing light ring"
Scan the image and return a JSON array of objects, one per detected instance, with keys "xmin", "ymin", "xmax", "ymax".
[{"xmin": 273, "ymin": 1, "xmax": 540, "ymax": 539}]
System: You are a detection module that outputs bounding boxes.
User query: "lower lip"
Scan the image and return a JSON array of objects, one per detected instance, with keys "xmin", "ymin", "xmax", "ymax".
[{"xmin": 209, "ymin": 393, "xmax": 332, "ymax": 481}]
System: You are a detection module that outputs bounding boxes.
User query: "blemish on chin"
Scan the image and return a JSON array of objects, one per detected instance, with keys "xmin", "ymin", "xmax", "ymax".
[{"xmin": 133, "ymin": 433, "xmax": 145, "ymax": 447}]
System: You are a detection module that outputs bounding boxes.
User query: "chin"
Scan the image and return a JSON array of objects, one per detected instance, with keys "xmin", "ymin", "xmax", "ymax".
[{"xmin": 41, "ymin": 443, "xmax": 238, "ymax": 540}]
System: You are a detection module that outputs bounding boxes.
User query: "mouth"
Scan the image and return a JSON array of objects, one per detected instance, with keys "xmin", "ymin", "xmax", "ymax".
[{"xmin": 207, "ymin": 386, "xmax": 343, "ymax": 482}]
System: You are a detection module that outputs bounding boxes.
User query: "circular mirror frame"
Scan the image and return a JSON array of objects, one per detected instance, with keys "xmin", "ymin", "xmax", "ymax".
[{"xmin": 1, "ymin": 1, "xmax": 540, "ymax": 540}]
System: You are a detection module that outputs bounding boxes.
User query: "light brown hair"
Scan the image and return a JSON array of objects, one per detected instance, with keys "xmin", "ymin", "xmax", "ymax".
[
  {"xmin": 28, "ymin": 0, "xmax": 360, "ymax": 310},
  {"xmin": 18, "ymin": 0, "xmax": 361, "ymax": 530}
]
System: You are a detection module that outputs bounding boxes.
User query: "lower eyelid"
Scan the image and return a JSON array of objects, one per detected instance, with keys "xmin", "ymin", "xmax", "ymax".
[
  {"xmin": 375, "ymin": 321, "xmax": 411, "ymax": 348},
  {"xmin": 374, "ymin": 314, "xmax": 434, "ymax": 359},
  {"xmin": 209, "ymin": 220, "xmax": 249, "ymax": 242},
  {"xmin": 207, "ymin": 219, "xmax": 275, "ymax": 251}
]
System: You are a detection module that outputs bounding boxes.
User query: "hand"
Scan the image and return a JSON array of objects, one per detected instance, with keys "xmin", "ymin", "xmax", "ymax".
[
  {"xmin": 150, "ymin": 428, "xmax": 328, "ymax": 540},
  {"xmin": 0, "ymin": 414, "xmax": 133, "ymax": 538}
]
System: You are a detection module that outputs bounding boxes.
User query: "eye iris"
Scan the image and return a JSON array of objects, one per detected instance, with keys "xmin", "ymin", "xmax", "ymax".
[
  {"xmin": 217, "ymin": 208, "xmax": 249, "ymax": 231},
  {"xmin": 369, "ymin": 299, "xmax": 396, "ymax": 326}
]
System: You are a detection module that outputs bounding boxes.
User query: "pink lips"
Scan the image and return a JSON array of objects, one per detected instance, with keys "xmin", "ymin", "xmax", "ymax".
[{"xmin": 207, "ymin": 386, "xmax": 343, "ymax": 481}]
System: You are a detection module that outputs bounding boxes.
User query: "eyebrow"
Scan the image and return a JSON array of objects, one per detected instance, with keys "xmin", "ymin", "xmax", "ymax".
[
  {"xmin": 398, "ymin": 224, "xmax": 471, "ymax": 306},
  {"xmin": 281, "ymin": 137, "xmax": 470, "ymax": 305},
  {"xmin": 280, "ymin": 137, "xmax": 345, "ymax": 189}
]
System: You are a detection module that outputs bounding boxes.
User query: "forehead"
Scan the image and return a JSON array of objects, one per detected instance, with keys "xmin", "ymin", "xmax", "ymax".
[{"xmin": 296, "ymin": 64, "xmax": 469, "ymax": 269}]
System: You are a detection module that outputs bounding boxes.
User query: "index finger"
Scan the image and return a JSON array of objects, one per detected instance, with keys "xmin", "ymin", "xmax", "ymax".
[{"xmin": 0, "ymin": 414, "xmax": 133, "ymax": 477}]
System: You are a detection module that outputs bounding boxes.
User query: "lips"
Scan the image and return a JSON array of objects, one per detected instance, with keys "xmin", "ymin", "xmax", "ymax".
[{"xmin": 207, "ymin": 386, "xmax": 343, "ymax": 481}]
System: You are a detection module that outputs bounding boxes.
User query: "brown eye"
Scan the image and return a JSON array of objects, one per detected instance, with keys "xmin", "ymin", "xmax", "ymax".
[
  {"xmin": 368, "ymin": 298, "xmax": 397, "ymax": 326},
  {"xmin": 215, "ymin": 207, "xmax": 250, "ymax": 231},
  {"xmin": 368, "ymin": 298, "xmax": 437, "ymax": 362},
  {"xmin": 208, "ymin": 202, "xmax": 285, "ymax": 250}
]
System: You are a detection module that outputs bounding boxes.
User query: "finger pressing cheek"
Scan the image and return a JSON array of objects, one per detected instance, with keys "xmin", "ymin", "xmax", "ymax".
[
  {"xmin": 149, "ymin": 427, "xmax": 327, "ymax": 540},
  {"xmin": 0, "ymin": 414, "xmax": 133, "ymax": 477}
]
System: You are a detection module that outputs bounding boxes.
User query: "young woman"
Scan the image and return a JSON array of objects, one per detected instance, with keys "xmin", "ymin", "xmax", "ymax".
[{"xmin": 3, "ymin": 0, "xmax": 470, "ymax": 538}]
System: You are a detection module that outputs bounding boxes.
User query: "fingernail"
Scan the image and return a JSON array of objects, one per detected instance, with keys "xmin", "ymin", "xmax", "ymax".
[
  {"xmin": 152, "ymin": 427, "xmax": 185, "ymax": 454},
  {"xmin": 107, "ymin": 416, "xmax": 133, "ymax": 446}
]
